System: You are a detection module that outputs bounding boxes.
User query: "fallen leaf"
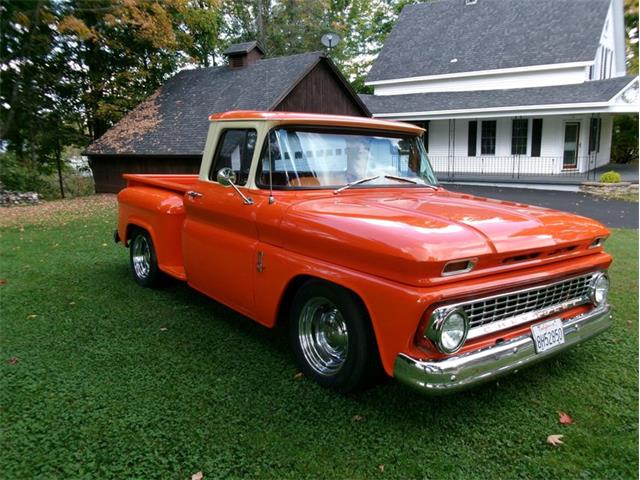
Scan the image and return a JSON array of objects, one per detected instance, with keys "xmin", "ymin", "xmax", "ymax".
[
  {"xmin": 7, "ymin": 357, "xmax": 18, "ymax": 365},
  {"xmin": 101, "ymin": 243, "xmax": 107, "ymax": 247},
  {"xmin": 293, "ymin": 372, "xmax": 304, "ymax": 380},
  {"xmin": 352, "ymin": 415, "xmax": 364, "ymax": 422},
  {"xmin": 191, "ymin": 472, "xmax": 203, "ymax": 480},
  {"xmin": 378, "ymin": 464, "xmax": 385, "ymax": 473},
  {"xmin": 547, "ymin": 434, "xmax": 564, "ymax": 446},
  {"xmin": 69, "ymin": 301, "xmax": 76, "ymax": 306},
  {"xmin": 160, "ymin": 327, "xmax": 168, "ymax": 331},
  {"xmin": 27, "ymin": 314, "xmax": 37, "ymax": 319},
  {"xmin": 558, "ymin": 411, "xmax": 573, "ymax": 425},
  {"xmin": 0, "ymin": 279, "xmax": 6, "ymax": 286}
]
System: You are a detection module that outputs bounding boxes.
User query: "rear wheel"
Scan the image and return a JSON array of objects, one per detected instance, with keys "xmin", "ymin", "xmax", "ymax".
[
  {"xmin": 289, "ymin": 279, "xmax": 380, "ymax": 392},
  {"xmin": 129, "ymin": 229, "xmax": 164, "ymax": 288}
]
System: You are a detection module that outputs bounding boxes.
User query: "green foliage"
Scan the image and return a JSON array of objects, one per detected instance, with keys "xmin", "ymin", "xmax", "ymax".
[
  {"xmin": 0, "ymin": 152, "xmax": 52, "ymax": 194},
  {"xmin": 221, "ymin": 0, "xmax": 410, "ymax": 93},
  {"xmin": 0, "ymin": 205, "xmax": 638, "ymax": 478},
  {"xmin": 612, "ymin": 114, "xmax": 639, "ymax": 164},
  {"xmin": 599, "ymin": 170, "xmax": 623, "ymax": 183},
  {"xmin": 624, "ymin": 0, "xmax": 638, "ymax": 75}
]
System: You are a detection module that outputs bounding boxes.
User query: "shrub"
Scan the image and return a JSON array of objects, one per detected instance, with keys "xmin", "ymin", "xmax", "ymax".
[
  {"xmin": 0, "ymin": 152, "xmax": 51, "ymax": 194},
  {"xmin": 599, "ymin": 170, "xmax": 622, "ymax": 183},
  {"xmin": 612, "ymin": 114, "xmax": 639, "ymax": 164}
]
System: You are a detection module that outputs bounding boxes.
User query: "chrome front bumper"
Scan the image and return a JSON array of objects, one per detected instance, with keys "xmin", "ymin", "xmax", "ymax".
[{"xmin": 393, "ymin": 305, "xmax": 612, "ymax": 395}]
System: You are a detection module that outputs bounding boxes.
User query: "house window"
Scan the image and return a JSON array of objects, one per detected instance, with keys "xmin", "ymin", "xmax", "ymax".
[
  {"xmin": 511, "ymin": 119, "xmax": 528, "ymax": 155},
  {"xmin": 480, "ymin": 120, "xmax": 496, "ymax": 155},
  {"xmin": 468, "ymin": 120, "xmax": 477, "ymax": 156},
  {"xmin": 531, "ymin": 119, "xmax": 543, "ymax": 157},
  {"xmin": 589, "ymin": 118, "xmax": 602, "ymax": 153}
]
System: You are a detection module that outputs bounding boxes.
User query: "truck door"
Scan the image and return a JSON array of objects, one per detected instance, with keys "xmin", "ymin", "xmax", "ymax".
[{"xmin": 182, "ymin": 128, "xmax": 262, "ymax": 316}]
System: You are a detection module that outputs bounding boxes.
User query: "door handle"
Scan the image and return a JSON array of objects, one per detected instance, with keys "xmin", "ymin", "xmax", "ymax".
[{"xmin": 186, "ymin": 191, "xmax": 203, "ymax": 199}]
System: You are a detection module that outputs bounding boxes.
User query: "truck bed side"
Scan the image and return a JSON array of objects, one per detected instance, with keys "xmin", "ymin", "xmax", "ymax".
[{"xmin": 117, "ymin": 174, "xmax": 198, "ymax": 280}]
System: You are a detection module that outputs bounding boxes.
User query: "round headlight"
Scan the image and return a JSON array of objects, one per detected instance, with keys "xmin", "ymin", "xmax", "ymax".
[
  {"xmin": 590, "ymin": 272, "xmax": 609, "ymax": 306},
  {"xmin": 426, "ymin": 307, "xmax": 469, "ymax": 354}
]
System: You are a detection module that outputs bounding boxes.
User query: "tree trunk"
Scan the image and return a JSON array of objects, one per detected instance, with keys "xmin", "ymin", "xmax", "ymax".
[{"xmin": 55, "ymin": 144, "xmax": 65, "ymax": 199}]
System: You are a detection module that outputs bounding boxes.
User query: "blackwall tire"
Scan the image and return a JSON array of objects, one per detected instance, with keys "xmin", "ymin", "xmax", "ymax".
[
  {"xmin": 289, "ymin": 279, "xmax": 380, "ymax": 393},
  {"xmin": 129, "ymin": 229, "xmax": 164, "ymax": 288}
]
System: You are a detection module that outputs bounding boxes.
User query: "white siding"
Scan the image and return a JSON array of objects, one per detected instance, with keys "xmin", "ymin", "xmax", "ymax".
[
  {"xmin": 592, "ymin": 3, "xmax": 618, "ymax": 80},
  {"xmin": 425, "ymin": 115, "xmax": 612, "ymax": 175},
  {"xmin": 374, "ymin": 66, "xmax": 589, "ymax": 95},
  {"xmin": 596, "ymin": 115, "xmax": 614, "ymax": 167}
]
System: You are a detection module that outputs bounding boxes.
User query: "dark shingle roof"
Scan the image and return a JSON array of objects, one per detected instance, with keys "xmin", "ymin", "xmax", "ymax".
[
  {"xmin": 87, "ymin": 52, "xmax": 324, "ymax": 156},
  {"xmin": 223, "ymin": 41, "xmax": 264, "ymax": 55},
  {"xmin": 360, "ymin": 76, "xmax": 636, "ymax": 114},
  {"xmin": 367, "ymin": 0, "xmax": 611, "ymax": 83}
]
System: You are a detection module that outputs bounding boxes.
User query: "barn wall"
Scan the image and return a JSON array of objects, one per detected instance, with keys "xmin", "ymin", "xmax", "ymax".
[
  {"xmin": 274, "ymin": 61, "xmax": 367, "ymax": 116},
  {"xmin": 89, "ymin": 155, "xmax": 201, "ymax": 193}
]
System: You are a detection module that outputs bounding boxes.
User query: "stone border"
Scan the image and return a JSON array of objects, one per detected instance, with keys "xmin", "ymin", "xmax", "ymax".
[
  {"xmin": 0, "ymin": 190, "xmax": 41, "ymax": 207},
  {"xmin": 580, "ymin": 181, "xmax": 638, "ymax": 197}
]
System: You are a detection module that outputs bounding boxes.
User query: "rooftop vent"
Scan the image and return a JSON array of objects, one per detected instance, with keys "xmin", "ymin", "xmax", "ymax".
[{"xmin": 223, "ymin": 41, "xmax": 265, "ymax": 69}]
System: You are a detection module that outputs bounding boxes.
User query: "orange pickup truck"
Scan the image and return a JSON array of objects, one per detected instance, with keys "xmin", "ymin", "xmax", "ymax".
[{"xmin": 115, "ymin": 111, "xmax": 612, "ymax": 394}]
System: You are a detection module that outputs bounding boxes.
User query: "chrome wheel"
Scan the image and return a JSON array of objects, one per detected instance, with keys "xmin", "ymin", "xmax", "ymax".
[
  {"xmin": 131, "ymin": 235, "xmax": 151, "ymax": 280},
  {"xmin": 298, "ymin": 297, "xmax": 349, "ymax": 376}
]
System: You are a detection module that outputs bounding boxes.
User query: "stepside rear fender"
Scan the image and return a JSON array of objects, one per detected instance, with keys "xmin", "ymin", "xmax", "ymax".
[{"xmin": 117, "ymin": 186, "xmax": 186, "ymax": 279}]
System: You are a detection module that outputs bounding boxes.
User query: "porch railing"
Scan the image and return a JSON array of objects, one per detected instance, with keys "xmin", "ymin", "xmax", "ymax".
[{"xmin": 429, "ymin": 155, "xmax": 600, "ymax": 181}]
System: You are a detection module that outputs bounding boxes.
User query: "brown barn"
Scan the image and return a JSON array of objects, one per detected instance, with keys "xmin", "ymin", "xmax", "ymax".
[{"xmin": 86, "ymin": 42, "xmax": 370, "ymax": 193}]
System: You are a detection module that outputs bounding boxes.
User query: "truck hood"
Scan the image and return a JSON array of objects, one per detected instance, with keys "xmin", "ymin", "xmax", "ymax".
[{"xmin": 280, "ymin": 189, "xmax": 609, "ymax": 286}]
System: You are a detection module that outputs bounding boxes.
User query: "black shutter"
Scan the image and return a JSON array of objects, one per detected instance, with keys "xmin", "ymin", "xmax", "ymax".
[
  {"xmin": 468, "ymin": 120, "xmax": 477, "ymax": 157},
  {"xmin": 531, "ymin": 119, "xmax": 543, "ymax": 157},
  {"xmin": 424, "ymin": 120, "xmax": 430, "ymax": 152},
  {"xmin": 589, "ymin": 118, "xmax": 602, "ymax": 153},
  {"xmin": 589, "ymin": 118, "xmax": 597, "ymax": 152}
]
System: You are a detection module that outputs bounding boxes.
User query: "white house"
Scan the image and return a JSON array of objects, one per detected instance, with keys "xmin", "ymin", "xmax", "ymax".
[{"xmin": 361, "ymin": 0, "xmax": 639, "ymax": 181}]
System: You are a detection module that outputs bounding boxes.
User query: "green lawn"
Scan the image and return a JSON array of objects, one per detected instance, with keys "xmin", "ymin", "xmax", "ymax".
[{"xmin": 1, "ymin": 197, "xmax": 638, "ymax": 479}]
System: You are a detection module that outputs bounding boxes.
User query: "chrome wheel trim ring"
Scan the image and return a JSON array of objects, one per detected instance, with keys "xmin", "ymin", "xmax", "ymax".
[
  {"xmin": 298, "ymin": 296, "xmax": 349, "ymax": 376},
  {"xmin": 132, "ymin": 235, "xmax": 151, "ymax": 280}
]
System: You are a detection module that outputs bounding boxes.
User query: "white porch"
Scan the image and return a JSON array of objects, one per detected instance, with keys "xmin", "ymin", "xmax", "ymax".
[{"xmin": 422, "ymin": 113, "xmax": 613, "ymax": 177}]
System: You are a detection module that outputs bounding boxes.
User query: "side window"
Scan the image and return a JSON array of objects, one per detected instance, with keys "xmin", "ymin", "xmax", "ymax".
[{"xmin": 210, "ymin": 129, "xmax": 257, "ymax": 186}]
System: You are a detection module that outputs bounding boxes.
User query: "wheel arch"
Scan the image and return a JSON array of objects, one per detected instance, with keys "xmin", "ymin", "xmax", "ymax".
[
  {"xmin": 276, "ymin": 274, "xmax": 379, "ymax": 348},
  {"xmin": 124, "ymin": 219, "xmax": 156, "ymax": 247}
]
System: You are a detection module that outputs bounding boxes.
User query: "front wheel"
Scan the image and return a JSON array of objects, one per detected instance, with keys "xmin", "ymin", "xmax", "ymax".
[
  {"xmin": 129, "ymin": 229, "xmax": 164, "ymax": 288},
  {"xmin": 289, "ymin": 280, "xmax": 380, "ymax": 392}
]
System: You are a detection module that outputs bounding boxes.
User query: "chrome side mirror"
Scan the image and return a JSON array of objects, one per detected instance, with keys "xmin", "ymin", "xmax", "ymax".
[
  {"xmin": 216, "ymin": 167, "xmax": 253, "ymax": 205},
  {"xmin": 217, "ymin": 167, "xmax": 237, "ymax": 186}
]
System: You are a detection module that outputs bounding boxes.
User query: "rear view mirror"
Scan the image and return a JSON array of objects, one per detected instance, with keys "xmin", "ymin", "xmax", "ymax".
[
  {"xmin": 216, "ymin": 167, "xmax": 237, "ymax": 186},
  {"xmin": 216, "ymin": 167, "xmax": 253, "ymax": 205}
]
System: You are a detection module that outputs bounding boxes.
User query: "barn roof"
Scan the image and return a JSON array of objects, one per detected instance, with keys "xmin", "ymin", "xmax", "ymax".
[
  {"xmin": 367, "ymin": 0, "xmax": 611, "ymax": 83},
  {"xmin": 360, "ymin": 76, "xmax": 637, "ymax": 117},
  {"xmin": 86, "ymin": 52, "xmax": 368, "ymax": 157}
]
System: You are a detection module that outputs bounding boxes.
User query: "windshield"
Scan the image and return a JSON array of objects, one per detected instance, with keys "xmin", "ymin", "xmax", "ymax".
[{"xmin": 256, "ymin": 128, "xmax": 438, "ymax": 189}]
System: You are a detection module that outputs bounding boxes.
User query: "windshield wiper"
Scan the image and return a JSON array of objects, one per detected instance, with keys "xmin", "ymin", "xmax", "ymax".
[
  {"xmin": 384, "ymin": 175, "xmax": 439, "ymax": 189},
  {"xmin": 334, "ymin": 176, "xmax": 380, "ymax": 194}
]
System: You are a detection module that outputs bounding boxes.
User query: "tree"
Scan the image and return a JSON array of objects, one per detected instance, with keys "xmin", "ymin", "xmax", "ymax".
[
  {"xmin": 624, "ymin": 0, "xmax": 638, "ymax": 75},
  {"xmin": 612, "ymin": 0, "xmax": 639, "ymax": 165},
  {"xmin": 0, "ymin": 0, "xmax": 67, "ymax": 193}
]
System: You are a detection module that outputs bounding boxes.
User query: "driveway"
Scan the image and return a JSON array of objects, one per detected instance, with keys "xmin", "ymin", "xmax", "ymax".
[{"xmin": 444, "ymin": 184, "xmax": 638, "ymax": 229}]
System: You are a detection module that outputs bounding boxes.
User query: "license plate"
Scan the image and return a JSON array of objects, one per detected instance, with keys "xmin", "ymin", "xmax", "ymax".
[{"xmin": 531, "ymin": 318, "xmax": 565, "ymax": 354}]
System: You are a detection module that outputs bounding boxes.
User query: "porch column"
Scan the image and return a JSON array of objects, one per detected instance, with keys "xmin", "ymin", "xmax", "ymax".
[{"xmin": 448, "ymin": 119, "xmax": 456, "ymax": 179}]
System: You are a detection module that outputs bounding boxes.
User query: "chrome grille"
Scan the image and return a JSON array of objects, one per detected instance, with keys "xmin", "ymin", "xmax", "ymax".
[{"xmin": 461, "ymin": 273, "xmax": 596, "ymax": 339}]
